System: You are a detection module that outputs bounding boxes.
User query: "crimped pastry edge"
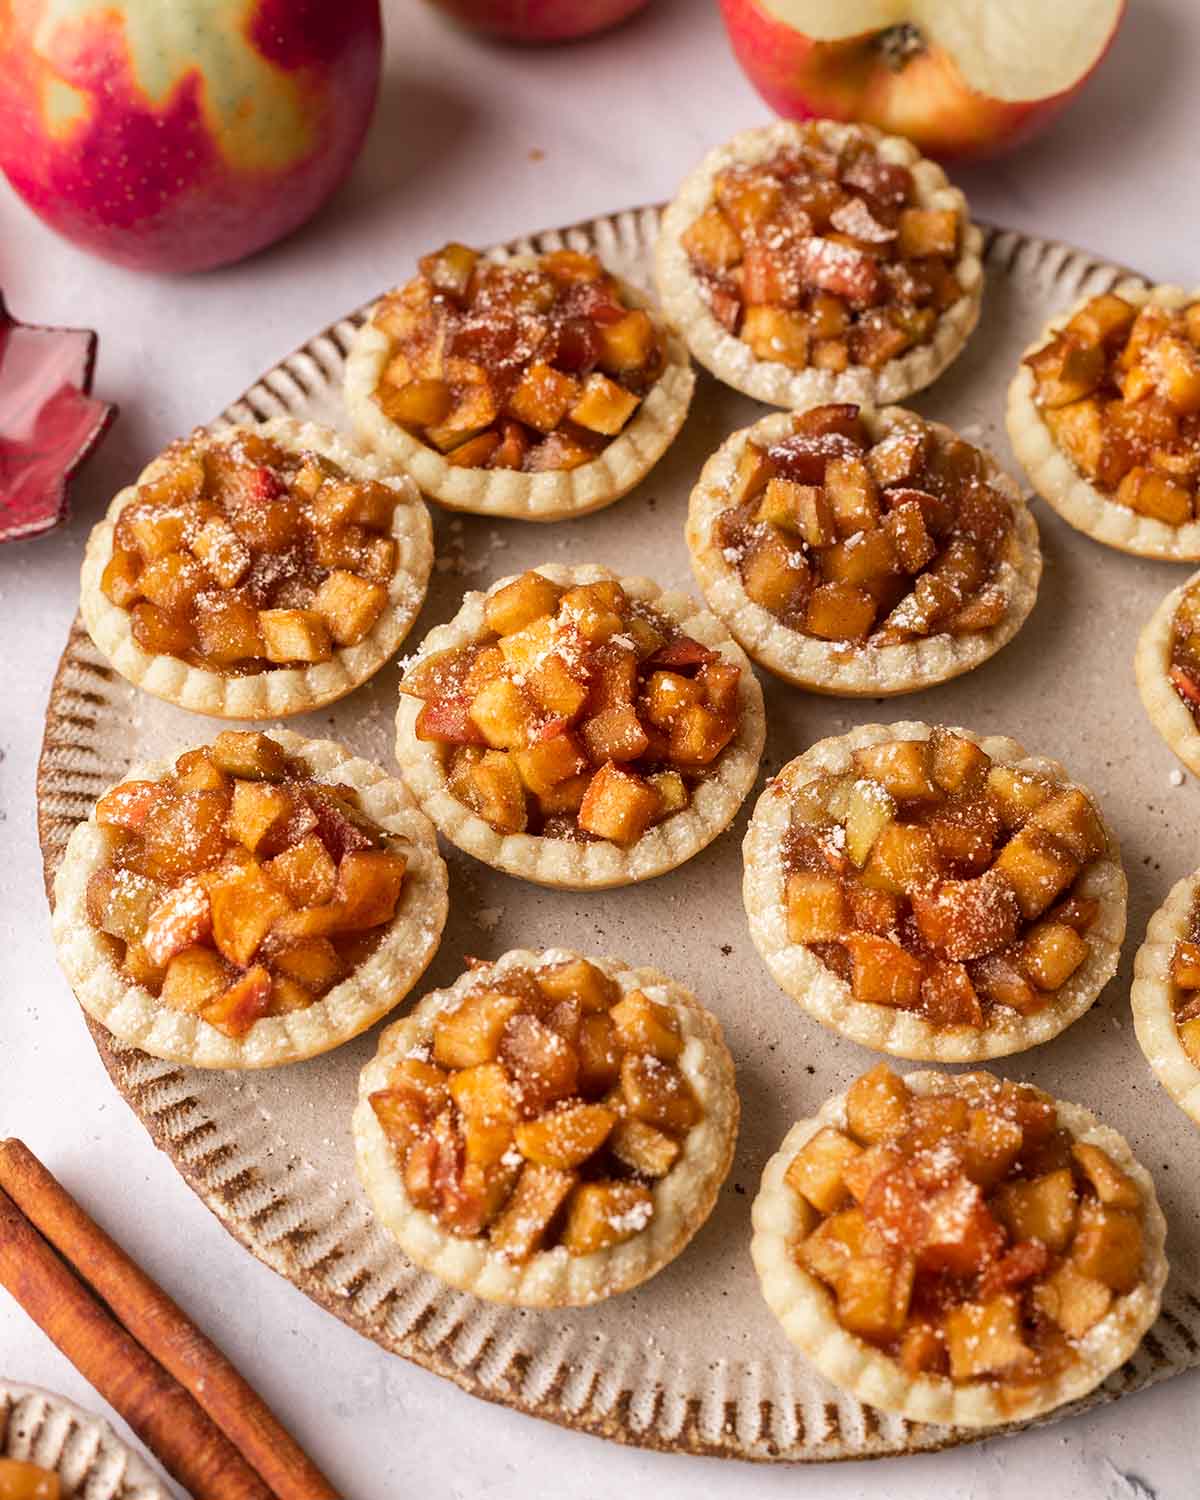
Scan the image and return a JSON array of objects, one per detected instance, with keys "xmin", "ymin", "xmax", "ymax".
[
  {"xmin": 1131, "ymin": 869, "xmax": 1200, "ymax": 1127},
  {"xmin": 1134, "ymin": 567, "xmax": 1200, "ymax": 777},
  {"xmin": 655, "ymin": 119, "xmax": 983, "ymax": 409},
  {"xmin": 50, "ymin": 729, "xmax": 449, "ymax": 1069},
  {"xmin": 751, "ymin": 1069, "xmax": 1168, "ymax": 1428},
  {"xmin": 1006, "ymin": 280, "xmax": 1200, "ymax": 560},
  {"xmin": 686, "ymin": 405, "xmax": 1042, "ymax": 695},
  {"xmin": 394, "ymin": 562, "xmax": 767, "ymax": 890},
  {"xmin": 741, "ymin": 720, "xmax": 1126, "ymax": 1061},
  {"xmin": 353, "ymin": 946, "xmax": 739, "ymax": 1307},
  {"xmin": 79, "ymin": 418, "xmax": 434, "ymax": 719},
  {"xmin": 344, "ymin": 259, "xmax": 694, "ymax": 522}
]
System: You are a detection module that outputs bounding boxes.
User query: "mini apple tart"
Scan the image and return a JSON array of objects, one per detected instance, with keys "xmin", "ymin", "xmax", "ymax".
[
  {"xmin": 80, "ymin": 419, "xmax": 433, "ymax": 719},
  {"xmin": 687, "ymin": 402, "xmax": 1039, "ymax": 694},
  {"xmin": 51, "ymin": 730, "xmax": 448, "ymax": 1068},
  {"xmin": 1135, "ymin": 568, "xmax": 1200, "ymax": 777},
  {"xmin": 656, "ymin": 119, "xmax": 982, "ymax": 409},
  {"xmin": 395, "ymin": 564, "xmax": 766, "ymax": 888},
  {"xmin": 743, "ymin": 723, "xmax": 1125, "ymax": 1061},
  {"xmin": 751, "ymin": 1065, "xmax": 1167, "ymax": 1428},
  {"xmin": 1008, "ymin": 283, "xmax": 1200, "ymax": 558},
  {"xmin": 344, "ymin": 243, "xmax": 694, "ymax": 521},
  {"xmin": 354, "ymin": 948, "xmax": 738, "ymax": 1306},
  {"xmin": 1131, "ymin": 872, "xmax": 1200, "ymax": 1127}
]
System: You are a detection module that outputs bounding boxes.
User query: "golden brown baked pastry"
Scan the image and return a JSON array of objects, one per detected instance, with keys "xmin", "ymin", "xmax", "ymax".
[
  {"xmin": 354, "ymin": 948, "xmax": 738, "ymax": 1306},
  {"xmin": 1132, "ymin": 871, "xmax": 1200, "ymax": 1127},
  {"xmin": 80, "ymin": 419, "xmax": 432, "ymax": 718},
  {"xmin": 345, "ymin": 244, "xmax": 693, "ymax": 520},
  {"xmin": 1135, "ymin": 567, "xmax": 1200, "ymax": 777},
  {"xmin": 51, "ymin": 730, "xmax": 448, "ymax": 1068},
  {"xmin": 686, "ymin": 402, "xmax": 1040, "ymax": 693},
  {"xmin": 752, "ymin": 1066, "xmax": 1167, "ymax": 1427},
  {"xmin": 742, "ymin": 723, "xmax": 1125, "ymax": 1060},
  {"xmin": 395, "ymin": 564, "xmax": 766, "ymax": 888},
  {"xmin": 656, "ymin": 119, "xmax": 982, "ymax": 408},
  {"xmin": 1008, "ymin": 282, "xmax": 1200, "ymax": 558}
]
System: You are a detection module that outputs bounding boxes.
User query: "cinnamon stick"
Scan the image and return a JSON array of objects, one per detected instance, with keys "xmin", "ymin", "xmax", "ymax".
[
  {"xmin": 0, "ymin": 1183, "xmax": 274, "ymax": 1500},
  {"xmin": 0, "ymin": 1139, "xmax": 339, "ymax": 1500}
]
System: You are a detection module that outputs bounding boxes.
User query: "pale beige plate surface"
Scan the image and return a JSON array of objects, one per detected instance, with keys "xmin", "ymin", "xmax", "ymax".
[{"xmin": 36, "ymin": 210, "xmax": 1200, "ymax": 1463}]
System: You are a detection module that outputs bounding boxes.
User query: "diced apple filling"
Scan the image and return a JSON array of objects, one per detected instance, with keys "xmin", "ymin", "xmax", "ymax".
[
  {"xmin": 371, "ymin": 246, "xmax": 664, "ymax": 472},
  {"xmin": 779, "ymin": 732, "xmax": 1108, "ymax": 1029},
  {"xmin": 372, "ymin": 958, "xmax": 702, "ymax": 1261},
  {"xmin": 684, "ymin": 131, "xmax": 962, "ymax": 376},
  {"xmin": 788, "ymin": 1065, "xmax": 1146, "ymax": 1385},
  {"xmin": 785, "ymin": 1126, "xmax": 862, "ymax": 1214},
  {"xmin": 845, "ymin": 1063, "xmax": 911, "ymax": 1145},
  {"xmin": 103, "ymin": 430, "xmax": 403, "ymax": 673},
  {"xmin": 86, "ymin": 736, "xmax": 406, "ymax": 1035},
  {"xmin": 945, "ymin": 1294, "xmax": 1031, "ymax": 1380},
  {"xmin": 1028, "ymin": 292, "xmax": 1200, "ymax": 522},
  {"xmin": 714, "ymin": 405, "xmax": 1014, "ymax": 647},
  {"xmin": 403, "ymin": 571, "xmax": 740, "ymax": 844}
]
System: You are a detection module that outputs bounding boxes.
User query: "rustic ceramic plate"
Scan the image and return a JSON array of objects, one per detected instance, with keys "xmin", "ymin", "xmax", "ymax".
[
  {"xmin": 37, "ymin": 210, "xmax": 1200, "ymax": 1463},
  {"xmin": 0, "ymin": 1382, "xmax": 169, "ymax": 1497}
]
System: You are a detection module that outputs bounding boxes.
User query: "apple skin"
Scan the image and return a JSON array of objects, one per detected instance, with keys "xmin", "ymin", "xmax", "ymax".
[
  {"xmin": 718, "ymin": 0, "xmax": 1124, "ymax": 162},
  {"xmin": 0, "ymin": 0, "xmax": 382, "ymax": 274},
  {"xmin": 425, "ymin": 0, "xmax": 649, "ymax": 44}
]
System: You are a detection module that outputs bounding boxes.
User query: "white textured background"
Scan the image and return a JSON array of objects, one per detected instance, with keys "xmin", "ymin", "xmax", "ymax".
[{"xmin": 0, "ymin": 1, "xmax": 1196, "ymax": 1496}]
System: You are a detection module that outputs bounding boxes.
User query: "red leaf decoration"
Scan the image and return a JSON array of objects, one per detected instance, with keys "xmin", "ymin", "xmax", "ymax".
[{"xmin": 0, "ymin": 292, "xmax": 117, "ymax": 542}]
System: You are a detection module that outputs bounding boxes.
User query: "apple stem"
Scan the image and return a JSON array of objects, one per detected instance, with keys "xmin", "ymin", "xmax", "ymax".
[{"xmin": 875, "ymin": 22, "xmax": 925, "ymax": 71}]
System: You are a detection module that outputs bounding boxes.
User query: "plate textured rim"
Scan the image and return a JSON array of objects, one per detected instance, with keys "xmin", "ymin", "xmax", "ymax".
[
  {"xmin": 34, "ymin": 208, "xmax": 1200, "ymax": 1465},
  {"xmin": 0, "ymin": 1380, "xmax": 170, "ymax": 1497}
]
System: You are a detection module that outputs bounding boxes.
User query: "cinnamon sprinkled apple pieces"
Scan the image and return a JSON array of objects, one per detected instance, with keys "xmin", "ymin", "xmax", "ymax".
[
  {"xmin": 687, "ymin": 403, "xmax": 1040, "ymax": 694},
  {"xmin": 395, "ymin": 565, "xmax": 765, "ymax": 889},
  {"xmin": 1009, "ymin": 282, "xmax": 1200, "ymax": 559},
  {"xmin": 345, "ymin": 247, "xmax": 694, "ymax": 520},
  {"xmin": 354, "ymin": 949, "xmax": 738, "ymax": 1306},
  {"xmin": 657, "ymin": 119, "xmax": 983, "ymax": 409},
  {"xmin": 80, "ymin": 419, "xmax": 432, "ymax": 718},
  {"xmin": 751, "ymin": 1067, "xmax": 1166, "ymax": 1427},
  {"xmin": 51, "ymin": 730, "xmax": 448, "ymax": 1068},
  {"xmin": 743, "ymin": 723, "xmax": 1125, "ymax": 1060}
]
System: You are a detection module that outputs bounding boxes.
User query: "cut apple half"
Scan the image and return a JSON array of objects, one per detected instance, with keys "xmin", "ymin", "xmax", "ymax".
[{"xmin": 720, "ymin": 0, "xmax": 1125, "ymax": 160}]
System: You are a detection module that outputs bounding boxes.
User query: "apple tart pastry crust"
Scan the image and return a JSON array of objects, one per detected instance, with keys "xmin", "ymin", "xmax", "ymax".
[
  {"xmin": 344, "ymin": 255, "xmax": 694, "ymax": 522},
  {"xmin": 742, "ymin": 722, "xmax": 1126, "ymax": 1062},
  {"xmin": 686, "ymin": 405, "xmax": 1041, "ymax": 695},
  {"xmin": 751, "ymin": 1070, "xmax": 1167, "ymax": 1428},
  {"xmin": 1007, "ymin": 281, "xmax": 1200, "ymax": 560},
  {"xmin": 1135, "ymin": 567, "xmax": 1200, "ymax": 778},
  {"xmin": 51, "ymin": 730, "xmax": 449, "ymax": 1069},
  {"xmin": 353, "ymin": 948, "xmax": 738, "ymax": 1307},
  {"xmin": 394, "ymin": 563, "xmax": 766, "ymax": 889},
  {"xmin": 1131, "ymin": 871, "xmax": 1200, "ymax": 1127},
  {"xmin": 80, "ymin": 418, "xmax": 433, "ymax": 719},
  {"xmin": 655, "ymin": 120, "xmax": 983, "ymax": 409}
]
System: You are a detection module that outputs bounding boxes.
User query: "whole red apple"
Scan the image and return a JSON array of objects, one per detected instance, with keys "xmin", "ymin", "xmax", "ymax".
[
  {"xmin": 0, "ymin": 0, "xmax": 382, "ymax": 274},
  {"xmin": 719, "ymin": 0, "xmax": 1125, "ymax": 161},
  {"xmin": 424, "ymin": 0, "xmax": 649, "ymax": 43}
]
